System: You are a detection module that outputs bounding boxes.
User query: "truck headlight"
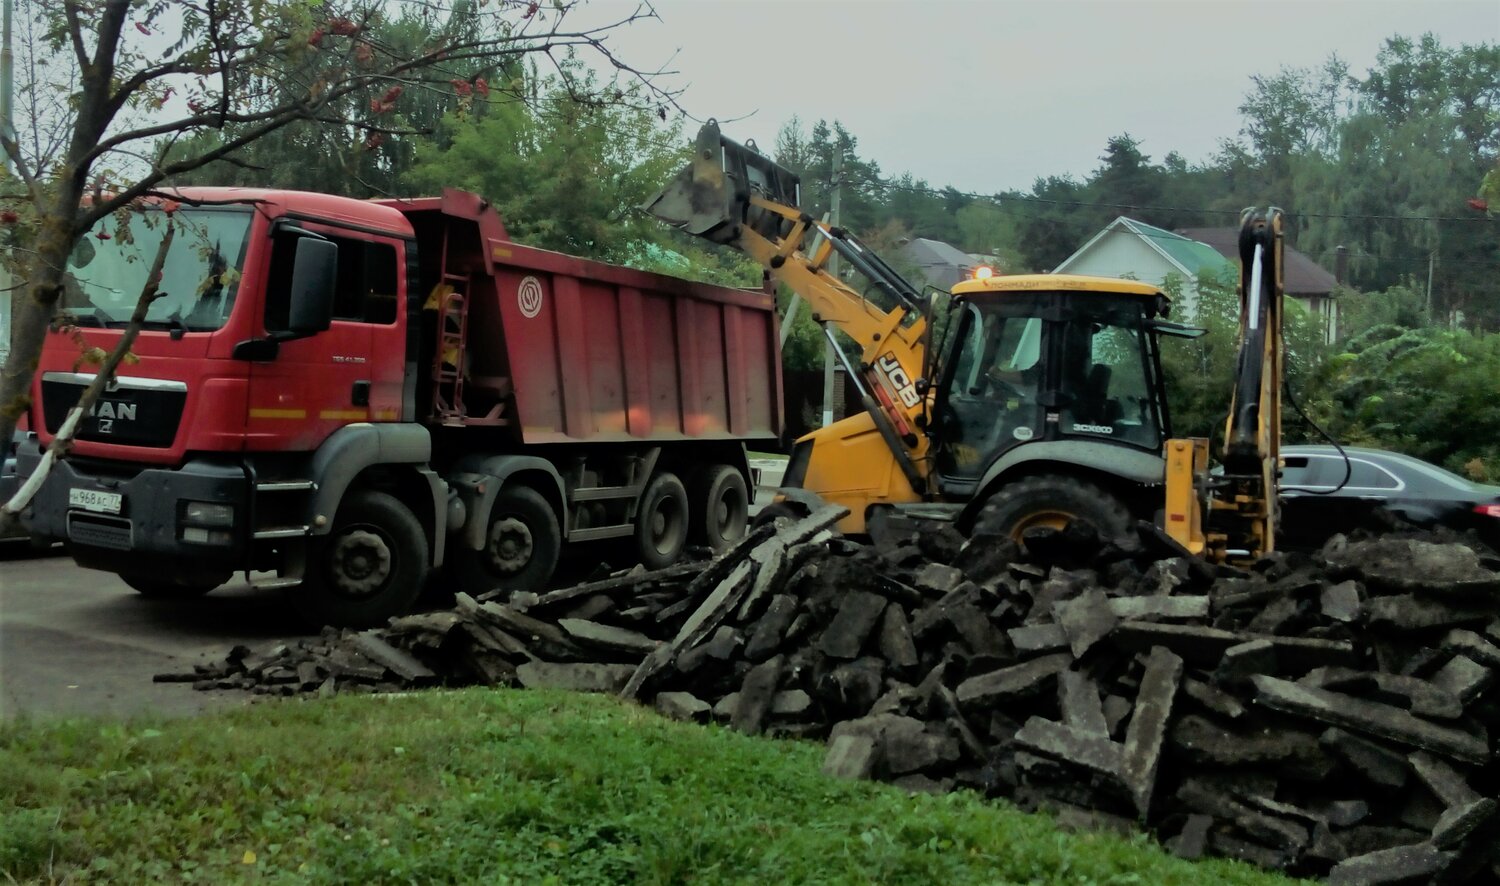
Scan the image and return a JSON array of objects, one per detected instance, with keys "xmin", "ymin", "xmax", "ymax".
[{"xmin": 183, "ymin": 501, "xmax": 235, "ymax": 527}]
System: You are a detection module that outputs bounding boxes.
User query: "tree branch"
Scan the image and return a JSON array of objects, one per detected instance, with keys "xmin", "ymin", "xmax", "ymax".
[
  {"xmin": 1, "ymin": 218, "xmax": 176, "ymax": 530},
  {"xmin": 61, "ymin": 0, "xmax": 89, "ymax": 71}
]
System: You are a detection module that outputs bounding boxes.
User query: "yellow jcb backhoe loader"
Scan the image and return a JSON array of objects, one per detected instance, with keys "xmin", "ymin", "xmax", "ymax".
[{"xmin": 647, "ymin": 121, "xmax": 1284, "ymax": 564}]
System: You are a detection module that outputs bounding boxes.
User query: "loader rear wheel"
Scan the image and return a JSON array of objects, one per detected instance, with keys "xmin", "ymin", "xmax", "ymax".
[
  {"xmin": 635, "ymin": 471, "xmax": 690, "ymax": 570},
  {"xmin": 973, "ymin": 474, "xmax": 1132, "ymax": 545},
  {"xmin": 293, "ymin": 490, "xmax": 429, "ymax": 629},
  {"xmin": 453, "ymin": 486, "xmax": 561, "ymax": 597},
  {"xmin": 690, "ymin": 464, "xmax": 749, "ymax": 551}
]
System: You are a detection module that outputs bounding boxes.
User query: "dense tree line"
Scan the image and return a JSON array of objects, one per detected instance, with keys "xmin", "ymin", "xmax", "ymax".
[{"xmin": 160, "ymin": 28, "xmax": 1500, "ymax": 474}]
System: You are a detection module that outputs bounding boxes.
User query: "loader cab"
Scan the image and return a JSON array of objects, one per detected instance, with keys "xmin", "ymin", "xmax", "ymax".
[{"xmin": 931, "ymin": 275, "xmax": 1172, "ymax": 491}]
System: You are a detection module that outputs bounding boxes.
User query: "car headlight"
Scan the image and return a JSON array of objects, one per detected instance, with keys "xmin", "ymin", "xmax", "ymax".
[{"xmin": 183, "ymin": 501, "xmax": 235, "ymax": 527}]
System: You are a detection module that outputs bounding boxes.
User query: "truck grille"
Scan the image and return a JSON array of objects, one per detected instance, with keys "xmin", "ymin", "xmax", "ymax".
[
  {"xmin": 41, "ymin": 372, "xmax": 186, "ymax": 449},
  {"xmin": 67, "ymin": 514, "xmax": 133, "ymax": 550}
]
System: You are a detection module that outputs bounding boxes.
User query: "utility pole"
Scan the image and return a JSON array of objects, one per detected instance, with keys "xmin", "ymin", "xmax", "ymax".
[
  {"xmin": 821, "ymin": 150, "xmax": 843, "ymax": 429},
  {"xmin": 1, "ymin": 0, "xmax": 11, "ymax": 177},
  {"xmin": 1333, "ymin": 245, "xmax": 1347, "ymax": 343},
  {"xmin": 0, "ymin": 0, "xmax": 11, "ymax": 370},
  {"xmin": 1427, "ymin": 250, "xmax": 1436, "ymax": 324}
]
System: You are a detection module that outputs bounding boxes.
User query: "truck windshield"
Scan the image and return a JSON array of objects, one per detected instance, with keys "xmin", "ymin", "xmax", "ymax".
[{"xmin": 60, "ymin": 207, "xmax": 253, "ymax": 332}]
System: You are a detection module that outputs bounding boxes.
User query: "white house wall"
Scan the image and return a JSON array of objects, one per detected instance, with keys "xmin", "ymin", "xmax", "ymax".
[{"xmin": 1055, "ymin": 232, "xmax": 1200, "ymax": 320}]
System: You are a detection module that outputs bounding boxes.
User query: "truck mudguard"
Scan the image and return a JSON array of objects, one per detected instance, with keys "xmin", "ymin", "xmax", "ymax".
[
  {"xmin": 960, "ymin": 440, "xmax": 1166, "ymax": 527},
  {"xmin": 307, "ymin": 423, "xmax": 436, "ymax": 534},
  {"xmin": 452, "ymin": 454, "xmax": 568, "ymax": 552},
  {"xmin": 415, "ymin": 466, "xmax": 449, "ymax": 567}
]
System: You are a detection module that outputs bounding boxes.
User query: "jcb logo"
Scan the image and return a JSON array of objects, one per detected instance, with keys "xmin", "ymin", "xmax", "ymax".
[{"xmin": 876, "ymin": 353, "xmax": 921, "ymax": 409}]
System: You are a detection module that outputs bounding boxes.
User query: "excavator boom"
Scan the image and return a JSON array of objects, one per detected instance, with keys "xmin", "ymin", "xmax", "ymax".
[{"xmin": 646, "ymin": 121, "xmax": 936, "ymax": 495}]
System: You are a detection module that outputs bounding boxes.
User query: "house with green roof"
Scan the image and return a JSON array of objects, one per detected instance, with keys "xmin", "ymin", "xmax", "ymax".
[{"xmin": 1052, "ymin": 217, "xmax": 1234, "ymax": 321}]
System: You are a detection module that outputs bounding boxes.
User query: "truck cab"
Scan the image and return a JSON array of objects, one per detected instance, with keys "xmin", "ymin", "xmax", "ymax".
[
  {"xmin": 18, "ymin": 187, "xmax": 780, "ymax": 625},
  {"xmin": 20, "ymin": 190, "xmax": 436, "ymax": 615}
]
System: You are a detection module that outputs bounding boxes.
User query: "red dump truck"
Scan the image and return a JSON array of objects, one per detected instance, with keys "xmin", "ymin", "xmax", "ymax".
[{"xmin": 15, "ymin": 187, "xmax": 782, "ymax": 626}]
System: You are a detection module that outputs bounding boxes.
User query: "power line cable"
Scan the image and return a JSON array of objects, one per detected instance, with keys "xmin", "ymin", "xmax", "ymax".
[
  {"xmin": 811, "ymin": 174, "xmax": 1500, "ymax": 270},
  {"xmin": 838, "ymin": 173, "xmax": 1498, "ymax": 225}
]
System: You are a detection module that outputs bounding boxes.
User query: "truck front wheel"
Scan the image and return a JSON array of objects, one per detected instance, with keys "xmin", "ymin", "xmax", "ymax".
[
  {"xmin": 453, "ymin": 486, "xmax": 561, "ymax": 596},
  {"xmin": 293, "ymin": 489, "xmax": 429, "ymax": 629}
]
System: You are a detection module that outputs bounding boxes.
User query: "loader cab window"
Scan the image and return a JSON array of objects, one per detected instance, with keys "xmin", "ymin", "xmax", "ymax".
[
  {"xmin": 936, "ymin": 301, "xmax": 1046, "ymax": 478},
  {"xmin": 265, "ymin": 230, "xmax": 399, "ymax": 330},
  {"xmin": 1056, "ymin": 303, "xmax": 1162, "ymax": 450}
]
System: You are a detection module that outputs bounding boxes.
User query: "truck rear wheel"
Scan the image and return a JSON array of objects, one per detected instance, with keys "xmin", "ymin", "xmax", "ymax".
[
  {"xmin": 122, "ymin": 573, "xmax": 228, "ymax": 598},
  {"xmin": 294, "ymin": 490, "xmax": 429, "ymax": 629},
  {"xmin": 974, "ymin": 474, "xmax": 1132, "ymax": 544},
  {"xmin": 636, "ymin": 471, "xmax": 690, "ymax": 570},
  {"xmin": 453, "ymin": 486, "xmax": 561, "ymax": 596},
  {"xmin": 691, "ymin": 464, "xmax": 749, "ymax": 551}
]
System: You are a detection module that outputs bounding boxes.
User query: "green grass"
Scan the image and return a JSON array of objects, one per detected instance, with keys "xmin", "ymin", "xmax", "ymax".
[{"xmin": 1, "ymin": 689, "xmax": 1296, "ymax": 885}]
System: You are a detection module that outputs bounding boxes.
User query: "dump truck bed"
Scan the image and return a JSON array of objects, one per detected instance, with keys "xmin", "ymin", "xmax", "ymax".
[{"xmin": 389, "ymin": 190, "xmax": 783, "ymax": 446}]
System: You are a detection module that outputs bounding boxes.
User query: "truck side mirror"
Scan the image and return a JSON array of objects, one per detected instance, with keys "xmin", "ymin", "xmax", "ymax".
[{"xmin": 288, "ymin": 238, "xmax": 337, "ymax": 334}]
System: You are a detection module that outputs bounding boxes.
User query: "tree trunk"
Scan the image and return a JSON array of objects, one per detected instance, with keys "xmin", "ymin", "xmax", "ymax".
[
  {"xmin": 0, "ymin": 218, "xmax": 173, "ymax": 533},
  {"xmin": 0, "ymin": 228, "xmax": 72, "ymax": 445}
]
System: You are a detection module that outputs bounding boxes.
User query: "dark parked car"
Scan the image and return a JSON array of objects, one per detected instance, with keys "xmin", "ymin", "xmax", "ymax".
[
  {"xmin": 2, "ymin": 430, "xmax": 27, "ymax": 542},
  {"xmin": 1277, "ymin": 445, "xmax": 1500, "ymax": 549}
]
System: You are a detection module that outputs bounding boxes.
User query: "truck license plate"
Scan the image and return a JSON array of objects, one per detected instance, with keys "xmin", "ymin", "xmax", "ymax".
[{"xmin": 70, "ymin": 488, "xmax": 123, "ymax": 514}]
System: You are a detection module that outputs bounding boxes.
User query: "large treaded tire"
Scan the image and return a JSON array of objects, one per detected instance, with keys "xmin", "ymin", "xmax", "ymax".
[
  {"xmin": 293, "ymin": 489, "xmax": 429, "ymax": 629},
  {"xmin": 973, "ymin": 474, "xmax": 1132, "ymax": 544},
  {"xmin": 689, "ymin": 464, "xmax": 750, "ymax": 551},
  {"xmin": 635, "ymin": 471, "xmax": 691, "ymax": 570},
  {"xmin": 451, "ymin": 486, "xmax": 561, "ymax": 597}
]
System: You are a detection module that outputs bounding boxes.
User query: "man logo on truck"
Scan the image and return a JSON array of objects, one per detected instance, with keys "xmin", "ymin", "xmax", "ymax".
[
  {"xmin": 518, "ymin": 276, "xmax": 544, "ymax": 319},
  {"xmin": 89, "ymin": 400, "xmax": 136, "ymax": 422}
]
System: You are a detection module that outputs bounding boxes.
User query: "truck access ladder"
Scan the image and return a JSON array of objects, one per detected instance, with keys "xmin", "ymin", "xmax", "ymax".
[{"xmin": 431, "ymin": 271, "xmax": 471, "ymax": 426}]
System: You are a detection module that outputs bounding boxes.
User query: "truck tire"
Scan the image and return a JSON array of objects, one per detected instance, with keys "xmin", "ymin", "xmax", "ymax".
[
  {"xmin": 453, "ymin": 486, "xmax": 561, "ymax": 596},
  {"xmin": 691, "ymin": 464, "xmax": 749, "ymax": 551},
  {"xmin": 122, "ymin": 572, "xmax": 228, "ymax": 598},
  {"xmin": 293, "ymin": 489, "xmax": 429, "ymax": 629},
  {"xmin": 635, "ymin": 471, "xmax": 690, "ymax": 570},
  {"xmin": 973, "ymin": 474, "xmax": 1132, "ymax": 544}
]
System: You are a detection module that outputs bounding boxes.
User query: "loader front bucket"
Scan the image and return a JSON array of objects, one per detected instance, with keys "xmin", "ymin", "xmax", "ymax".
[{"xmin": 644, "ymin": 120, "xmax": 802, "ymax": 246}]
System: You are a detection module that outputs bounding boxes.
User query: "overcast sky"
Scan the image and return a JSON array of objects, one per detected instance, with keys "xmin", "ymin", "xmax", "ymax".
[{"xmin": 577, "ymin": 0, "xmax": 1499, "ymax": 194}]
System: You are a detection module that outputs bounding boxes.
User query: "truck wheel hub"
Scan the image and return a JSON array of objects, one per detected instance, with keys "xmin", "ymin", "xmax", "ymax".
[
  {"xmin": 487, "ymin": 518, "xmax": 533, "ymax": 574},
  {"xmin": 645, "ymin": 495, "xmax": 684, "ymax": 553},
  {"xmin": 1010, "ymin": 510, "xmax": 1073, "ymax": 543},
  {"xmin": 330, "ymin": 529, "xmax": 392, "ymax": 597}
]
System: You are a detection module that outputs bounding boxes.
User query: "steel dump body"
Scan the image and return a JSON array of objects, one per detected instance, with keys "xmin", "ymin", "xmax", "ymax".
[
  {"xmin": 391, "ymin": 191, "xmax": 782, "ymax": 446},
  {"xmin": 467, "ymin": 244, "xmax": 781, "ymax": 445}
]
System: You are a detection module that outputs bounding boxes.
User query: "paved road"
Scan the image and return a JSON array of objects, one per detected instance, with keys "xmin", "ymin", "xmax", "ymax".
[
  {"xmin": 0, "ymin": 545, "xmax": 302, "ymax": 720},
  {"xmin": 0, "ymin": 473, "xmax": 789, "ymax": 720}
]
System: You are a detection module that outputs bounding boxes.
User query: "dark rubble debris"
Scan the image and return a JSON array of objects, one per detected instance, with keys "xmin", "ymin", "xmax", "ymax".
[{"xmin": 174, "ymin": 519, "xmax": 1500, "ymax": 881}]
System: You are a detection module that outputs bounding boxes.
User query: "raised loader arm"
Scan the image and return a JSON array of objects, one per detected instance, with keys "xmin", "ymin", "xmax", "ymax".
[{"xmin": 646, "ymin": 122, "xmax": 934, "ymax": 492}]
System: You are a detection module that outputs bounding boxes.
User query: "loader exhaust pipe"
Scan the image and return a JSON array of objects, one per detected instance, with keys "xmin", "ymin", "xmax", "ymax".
[{"xmin": 644, "ymin": 120, "xmax": 802, "ymax": 246}]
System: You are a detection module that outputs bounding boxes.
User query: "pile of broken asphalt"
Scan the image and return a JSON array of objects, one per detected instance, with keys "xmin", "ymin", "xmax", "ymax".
[{"xmin": 164, "ymin": 508, "xmax": 1500, "ymax": 884}]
